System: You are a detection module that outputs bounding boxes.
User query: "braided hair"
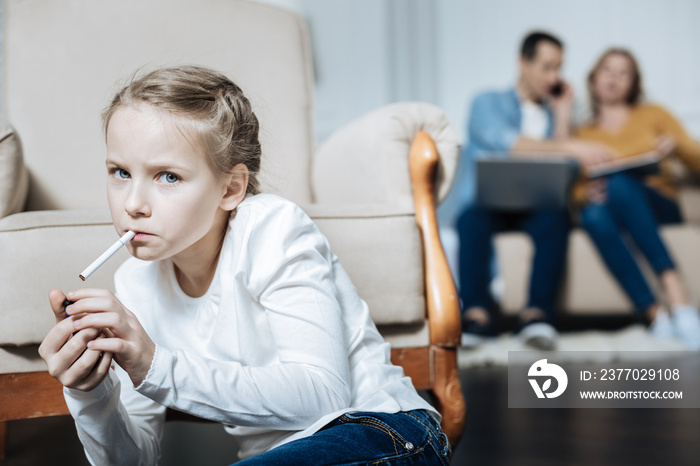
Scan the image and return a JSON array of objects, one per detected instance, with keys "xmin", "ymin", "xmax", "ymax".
[{"xmin": 103, "ymin": 65, "xmax": 261, "ymax": 194}]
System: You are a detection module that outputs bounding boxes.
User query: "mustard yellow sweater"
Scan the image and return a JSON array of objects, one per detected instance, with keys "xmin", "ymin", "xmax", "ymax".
[{"xmin": 575, "ymin": 104, "xmax": 700, "ymax": 202}]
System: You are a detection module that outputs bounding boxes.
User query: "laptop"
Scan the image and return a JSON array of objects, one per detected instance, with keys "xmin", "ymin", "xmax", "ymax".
[{"xmin": 475, "ymin": 157, "xmax": 579, "ymax": 211}]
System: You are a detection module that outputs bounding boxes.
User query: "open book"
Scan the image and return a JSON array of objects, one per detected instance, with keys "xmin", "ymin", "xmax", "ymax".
[{"xmin": 587, "ymin": 151, "xmax": 662, "ymax": 179}]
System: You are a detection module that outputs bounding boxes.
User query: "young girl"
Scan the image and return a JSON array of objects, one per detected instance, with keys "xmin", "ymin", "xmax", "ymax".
[{"xmin": 38, "ymin": 66, "xmax": 450, "ymax": 465}]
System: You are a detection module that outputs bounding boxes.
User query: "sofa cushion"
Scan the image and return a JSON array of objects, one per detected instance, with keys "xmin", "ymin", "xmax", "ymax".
[
  {"xmin": 495, "ymin": 225, "xmax": 700, "ymax": 315},
  {"xmin": 0, "ymin": 210, "xmax": 128, "ymax": 346},
  {"xmin": 0, "ymin": 345, "xmax": 47, "ymax": 374},
  {"xmin": 661, "ymin": 225, "xmax": 700, "ymax": 303},
  {"xmin": 678, "ymin": 187, "xmax": 700, "ymax": 224},
  {"xmin": 0, "ymin": 118, "xmax": 28, "ymax": 218},
  {"xmin": 1, "ymin": 204, "xmax": 426, "ymax": 346},
  {"xmin": 377, "ymin": 322, "xmax": 430, "ymax": 349},
  {"xmin": 496, "ymin": 229, "xmax": 641, "ymax": 315},
  {"xmin": 302, "ymin": 203, "xmax": 426, "ymax": 326}
]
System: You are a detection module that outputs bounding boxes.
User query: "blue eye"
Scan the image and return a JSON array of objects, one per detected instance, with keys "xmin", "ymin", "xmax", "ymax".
[
  {"xmin": 114, "ymin": 169, "xmax": 130, "ymax": 179},
  {"xmin": 160, "ymin": 172, "xmax": 180, "ymax": 184}
]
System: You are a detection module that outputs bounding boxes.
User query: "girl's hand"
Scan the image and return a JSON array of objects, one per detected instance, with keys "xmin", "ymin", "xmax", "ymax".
[
  {"xmin": 65, "ymin": 289, "xmax": 156, "ymax": 388},
  {"xmin": 656, "ymin": 134, "xmax": 677, "ymax": 159},
  {"xmin": 38, "ymin": 289, "xmax": 114, "ymax": 391}
]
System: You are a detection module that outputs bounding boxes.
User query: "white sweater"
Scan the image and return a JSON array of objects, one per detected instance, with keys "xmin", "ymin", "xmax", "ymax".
[{"xmin": 64, "ymin": 193, "xmax": 437, "ymax": 464}]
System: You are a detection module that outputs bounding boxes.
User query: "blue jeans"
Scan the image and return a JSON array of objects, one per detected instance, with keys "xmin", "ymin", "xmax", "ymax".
[
  {"xmin": 456, "ymin": 205, "xmax": 571, "ymax": 324},
  {"xmin": 234, "ymin": 410, "xmax": 451, "ymax": 465},
  {"xmin": 580, "ymin": 174, "xmax": 682, "ymax": 313}
]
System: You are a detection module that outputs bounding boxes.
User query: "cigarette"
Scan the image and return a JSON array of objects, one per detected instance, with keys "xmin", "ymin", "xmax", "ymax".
[{"xmin": 79, "ymin": 231, "xmax": 136, "ymax": 281}]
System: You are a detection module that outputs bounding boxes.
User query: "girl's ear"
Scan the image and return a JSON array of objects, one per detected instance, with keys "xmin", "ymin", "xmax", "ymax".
[{"xmin": 220, "ymin": 163, "xmax": 249, "ymax": 211}]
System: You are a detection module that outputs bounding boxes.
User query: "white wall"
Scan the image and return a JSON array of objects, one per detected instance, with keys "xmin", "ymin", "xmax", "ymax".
[
  {"xmin": 4, "ymin": 0, "xmax": 695, "ymax": 142},
  {"xmin": 256, "ymin": 0, "xmax": 700, "ymax": 145},
  {"xmin": 254, "ymin": 0, "xmax": 439, "ymax": 143},
  {"xmin": 437, "ymin": 0, "xmax": 700, "ymax": 139}
]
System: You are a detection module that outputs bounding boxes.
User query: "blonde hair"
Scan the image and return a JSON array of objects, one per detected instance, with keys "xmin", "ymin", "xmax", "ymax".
[{"xmin": 103, "ymin": 65, "xmax": 261, "ymax": 194}]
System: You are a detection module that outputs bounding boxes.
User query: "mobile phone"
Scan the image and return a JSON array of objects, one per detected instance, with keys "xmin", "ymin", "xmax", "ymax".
[{"xmin": 550, "ymin": 82, "xmax": 563, "ymax": 97}]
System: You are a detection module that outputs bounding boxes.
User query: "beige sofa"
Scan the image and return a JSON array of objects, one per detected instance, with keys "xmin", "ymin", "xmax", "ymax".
[
  {"xmin": 0, "ymin": 0, "xmax": 465, "ymax": 457},
  {"xmin": 494, "ymin": 166, "xmax": 700, "ymax": 317}
]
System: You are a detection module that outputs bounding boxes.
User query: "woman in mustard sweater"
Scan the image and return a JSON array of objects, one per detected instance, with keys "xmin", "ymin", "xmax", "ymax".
[{"xmin": 576, "ymin": 48, "xmax": 700, "ymax": 349}]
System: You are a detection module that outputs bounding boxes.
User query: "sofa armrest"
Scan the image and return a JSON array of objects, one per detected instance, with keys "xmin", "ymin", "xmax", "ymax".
[
  {"xmin": 312, "ymin": 102, "xmax": 461, "ymax": 207},
  {"xmin": 409, "ymin": 132, "xmax": 460, "ymax": 348},
  {"xmin": 0, "ymin": 118, "xmax": 29, "ymax": 218},
  {"xmin": 301, "ymin": 203, "xmax": 426, "ymax": 327}
]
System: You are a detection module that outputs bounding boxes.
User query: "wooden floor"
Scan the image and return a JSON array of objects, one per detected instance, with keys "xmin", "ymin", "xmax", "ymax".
[
  {"xmin": 451, "ymin": 366, "xmax": 700, "ymax": 466},
  {"xmin": 3, "ymin": 363, "xmax": 700, "ymax": 465}
]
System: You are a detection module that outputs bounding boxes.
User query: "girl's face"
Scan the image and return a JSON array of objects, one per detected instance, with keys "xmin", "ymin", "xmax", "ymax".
[
  {"xmin": 106, "ymin": 105, "xmax": 233, "ymax": 262},
  {"xmin": 592, "ymin": 53, "xmax": 635, "ymax": 105}
]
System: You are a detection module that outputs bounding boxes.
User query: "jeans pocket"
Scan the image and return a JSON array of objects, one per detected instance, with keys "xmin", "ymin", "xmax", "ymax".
[{"xmin": 339, "ymin": 412, "xmax": 416, "ymax": 457}]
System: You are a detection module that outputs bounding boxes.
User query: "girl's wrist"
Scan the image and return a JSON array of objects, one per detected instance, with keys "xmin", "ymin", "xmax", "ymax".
[
  {"xmin": 65, "ymin": 370, "xmax": 115, "ymax": 399},
  {"xmin": 130, "ymin": 341, "xmax": 157, "ymax": 388}
]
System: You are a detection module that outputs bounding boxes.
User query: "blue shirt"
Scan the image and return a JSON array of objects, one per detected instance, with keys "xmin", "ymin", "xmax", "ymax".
[{"xmin": 438, "ymin": 88, "xmax": 554, "ymax": 226}]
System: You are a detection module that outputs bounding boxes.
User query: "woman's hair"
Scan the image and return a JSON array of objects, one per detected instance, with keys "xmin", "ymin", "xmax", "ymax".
[
  {"xmin": 587, "ymin": 48, "xmax": 644, "ymax": 119},
  {"xmin": 103, "ymin": 65, "xmax": 261, "ymax": 194}
]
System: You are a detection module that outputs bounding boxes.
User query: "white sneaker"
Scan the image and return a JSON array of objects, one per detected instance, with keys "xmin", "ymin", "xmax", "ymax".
[
  {"xmin": 672, "ymin": 305, "xmax": 700, "ymax": 351},
  {"xmin": 649, "ymin": 310, "xmax": 675, "ymax": 341},
  {"xmin": 518, "ymin": 321, "xmax": 558, "ymax": 350}
]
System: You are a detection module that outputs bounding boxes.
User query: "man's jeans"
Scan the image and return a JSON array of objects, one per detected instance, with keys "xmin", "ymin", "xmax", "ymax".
[
  {"xmin": 457, "ymin": 205, "xmax": 571, "ymax": 324},
  {"xmin": 581, "ymin": 173, "xmax": 682, "ymax": 313},
  {"xmin": 234, "ymin": 410, "xmax": 451, "ymax": 465}
]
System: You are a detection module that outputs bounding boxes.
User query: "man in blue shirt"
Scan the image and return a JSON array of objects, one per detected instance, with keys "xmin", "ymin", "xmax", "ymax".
[{"xmin": 452, "ymin": 32, "xmax": 614, "ymax": 349}]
